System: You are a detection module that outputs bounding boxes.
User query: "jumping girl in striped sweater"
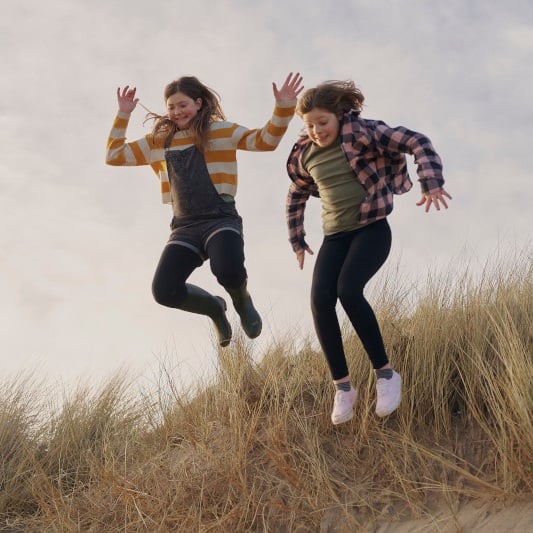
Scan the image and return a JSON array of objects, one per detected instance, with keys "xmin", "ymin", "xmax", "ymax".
[{"xmin": 106, "ymin": 73, "xmax": 303, "ymax": 347}]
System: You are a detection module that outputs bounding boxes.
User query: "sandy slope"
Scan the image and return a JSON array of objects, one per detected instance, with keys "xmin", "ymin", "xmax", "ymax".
[{"xmin": 373, "ymin": 499, "xmax": 533, "ymax": 533}]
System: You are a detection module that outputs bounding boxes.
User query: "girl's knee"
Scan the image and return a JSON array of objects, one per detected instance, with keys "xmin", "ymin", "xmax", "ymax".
[
  {"xmin": 311, "ymin": 287, "xmax": 337, "ymax": 312},
  {"xmin": 337, "ymin": 280, "xmax": 364, "ymax": 303},
  {"xmin": 338, "ymin": 288, "xmax": 364, "ymax": 310},
  {"xmin": 152, "ymin": 279, "xmax": 186, "ymax": 307},
  {"xmin": 151, "ymin": 282, "xmax": 168, "ymax": 306},
  {"xmin": 211, "ymin": 265, "xmax": 246, "ymax": 289}
]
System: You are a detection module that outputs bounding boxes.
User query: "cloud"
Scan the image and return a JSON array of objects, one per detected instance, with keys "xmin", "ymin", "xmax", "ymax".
[{"xmin": 1, "ymin": 0, "xmax": 531, "ymax": 386}]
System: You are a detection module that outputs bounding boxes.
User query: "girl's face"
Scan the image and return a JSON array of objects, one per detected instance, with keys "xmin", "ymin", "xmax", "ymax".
[
  {"xmin": 302, "ymin": 108, "xmax": 340, "ymax": 148},
  {"xmin": 166, "ymin": 92, "xmax": 202, "ymax": 130}
]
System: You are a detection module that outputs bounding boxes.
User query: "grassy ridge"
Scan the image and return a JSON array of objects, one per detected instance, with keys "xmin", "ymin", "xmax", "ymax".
[{"xmin": 1, "ymin": 251, "xmax": 531, "ymax": 531}]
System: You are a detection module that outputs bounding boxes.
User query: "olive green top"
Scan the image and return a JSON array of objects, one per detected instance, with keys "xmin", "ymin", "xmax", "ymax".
[{"xmin": 302, "ymin": 137, "xmax": 367, "ymax": 235}]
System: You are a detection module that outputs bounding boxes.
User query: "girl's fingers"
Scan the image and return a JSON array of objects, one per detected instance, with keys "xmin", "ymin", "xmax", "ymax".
[
  {"xmin": 117, "ymin": 86, "xmax": 136, "ymax": 99},
  {"xmin": 282, "ymin": 72, "xmax": 303, "ymax": 89},
  {"xmin": 291, "ymin": 72, "xmax": 303, "ymax": 87},
  {"xmin": 283, "ymin": 72, "xmax": 294, "ymax": 87},
  {"xmin": 417, "ymin": 190, "xmax": 452, "ymax": 211},
  {"xmin": 273, "ymin": 73, "xmax": 304, "ymax": 100},
  {"xmin": 288, "ymin": 72, "xmax": 303, "ymax": 91}
]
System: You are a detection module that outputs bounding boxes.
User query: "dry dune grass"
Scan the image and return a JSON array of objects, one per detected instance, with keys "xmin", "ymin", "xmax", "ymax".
[{"xmin": 1, "ymin": 249, "xmax": 531, "ymax": 531}]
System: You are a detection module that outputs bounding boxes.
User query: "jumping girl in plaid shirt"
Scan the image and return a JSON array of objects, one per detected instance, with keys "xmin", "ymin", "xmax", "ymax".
[{"xmin": 285, "ymin": 80, "xmax": 451, "ymax": 424}]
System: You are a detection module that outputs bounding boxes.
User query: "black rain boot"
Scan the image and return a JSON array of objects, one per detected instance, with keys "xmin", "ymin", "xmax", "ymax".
[
  {"xmin": 226, "ymin": 280, "xmax": 262, "ymax": 339},
  {"xmin": 179, "ymin": 284, "xmax": 232, "ymax": 347}
]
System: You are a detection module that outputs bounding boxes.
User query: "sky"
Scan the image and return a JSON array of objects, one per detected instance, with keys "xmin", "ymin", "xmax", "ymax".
[{"xmin": 1, "ymin": 0, "xmax": 531, "ymax": 390}]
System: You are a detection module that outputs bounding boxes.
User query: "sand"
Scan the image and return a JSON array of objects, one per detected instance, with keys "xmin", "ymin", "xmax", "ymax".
[{"xmin": 373, "ymin": 498, "xmax": 533, "ymax": 533}]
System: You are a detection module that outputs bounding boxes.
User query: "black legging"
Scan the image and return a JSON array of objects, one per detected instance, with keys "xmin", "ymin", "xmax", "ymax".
[
  {"xmin": 152, "ymin": 230, "xmax": 247, "ymax": 308},
  {"xmin": 310, "ymin": 218, "xmax": 392, "ymax": 380}
]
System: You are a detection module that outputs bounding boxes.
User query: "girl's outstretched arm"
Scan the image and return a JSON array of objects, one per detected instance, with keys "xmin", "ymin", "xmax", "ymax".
[
  {"xmin": 233, "ymin": 72, "xmax": 302, "ymax": 152},
  {"xmin": 273, "ymin": 72, "xmax": 304, "ymax": 103},
  {"xmin": 235, "ymin": 74, "xmax": 302, "ymax": 152},
  {"xmin": 106, "ymin": 86, "xmax": 151, "ymax": 167}
]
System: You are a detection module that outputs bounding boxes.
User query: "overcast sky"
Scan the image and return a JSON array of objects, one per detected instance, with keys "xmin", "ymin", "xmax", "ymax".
[{"xmin": 1, "ymin": 0, "xmax": 531, "ymax": 388}]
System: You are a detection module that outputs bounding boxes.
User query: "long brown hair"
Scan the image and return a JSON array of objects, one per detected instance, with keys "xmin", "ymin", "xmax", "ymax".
[
  {"xmin": 296, "ymin": 80, "xmax": 365, "ymax": 117},
  {"xmin": 146, "ymin": 76, "xmax": 225, "ymax": 151}
]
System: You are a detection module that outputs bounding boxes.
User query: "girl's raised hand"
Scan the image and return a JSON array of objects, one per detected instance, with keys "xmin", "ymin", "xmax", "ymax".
[
  {"xmin": 416, "ymin": 188, "xmax": 453, "ymax": 212},
  {"xmin": 117, "ymin": 86, "xmax": 139, "ymax": 113},
  {"xmin": 273, "ymin": 72, "xmax": 304, "ymax": 103}
]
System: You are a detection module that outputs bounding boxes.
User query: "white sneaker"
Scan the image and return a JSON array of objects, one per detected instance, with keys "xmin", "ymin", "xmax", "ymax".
[
  {"xmin": 331, "ymin": 386, "xmax": 357, "ymax": 425},
  {"xmin": 375, "ymin": 370, "xmax": 402, "ymax": 417}
]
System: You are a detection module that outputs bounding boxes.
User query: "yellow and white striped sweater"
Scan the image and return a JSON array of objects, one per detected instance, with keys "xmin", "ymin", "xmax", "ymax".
[{"xmin": 106, "ymin": 100, "xmax": 297, "ymax": 204}]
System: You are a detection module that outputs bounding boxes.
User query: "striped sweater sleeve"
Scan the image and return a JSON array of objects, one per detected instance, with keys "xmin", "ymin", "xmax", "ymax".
[
  {"xmin": 235, "ymin": 101, "xmax": 297, "ymax": 151},
  {"xmin": 106, "ymin": 111, "xmax": 154, "ymax": 166}
]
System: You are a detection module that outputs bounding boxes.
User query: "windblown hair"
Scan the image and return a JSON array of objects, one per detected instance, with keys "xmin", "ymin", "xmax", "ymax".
[
  {"xmin": 146, "ymin": 76, "xmax": 225, "ymax": 151},
  {"xmin": 296, "ymin": 80, "xmax": 365, "ymax": 117}
]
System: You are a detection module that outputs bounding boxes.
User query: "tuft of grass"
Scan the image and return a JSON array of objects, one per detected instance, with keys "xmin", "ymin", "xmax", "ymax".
[{"xmin": 0, "ymin": 247, "xmax": 531, "ymax": 531}]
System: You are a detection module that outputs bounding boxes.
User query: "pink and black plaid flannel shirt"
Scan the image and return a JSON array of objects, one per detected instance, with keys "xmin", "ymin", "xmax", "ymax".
[{"xmin": 285, "ymin": 110, "xmax": 445, "ymax": 253}]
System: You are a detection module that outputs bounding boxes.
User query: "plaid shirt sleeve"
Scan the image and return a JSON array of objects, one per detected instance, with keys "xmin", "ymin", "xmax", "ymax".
[
  {"xmin": 286, "ymin": 182, "xmax": 312, "ymax": 252},
  {"xmin": 286, "ymin": 140, "xmax": 318, "ymax": 252},
  {"xmin": 372, "ymin": 121, "xmax": 444, "ymax": 193}
]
